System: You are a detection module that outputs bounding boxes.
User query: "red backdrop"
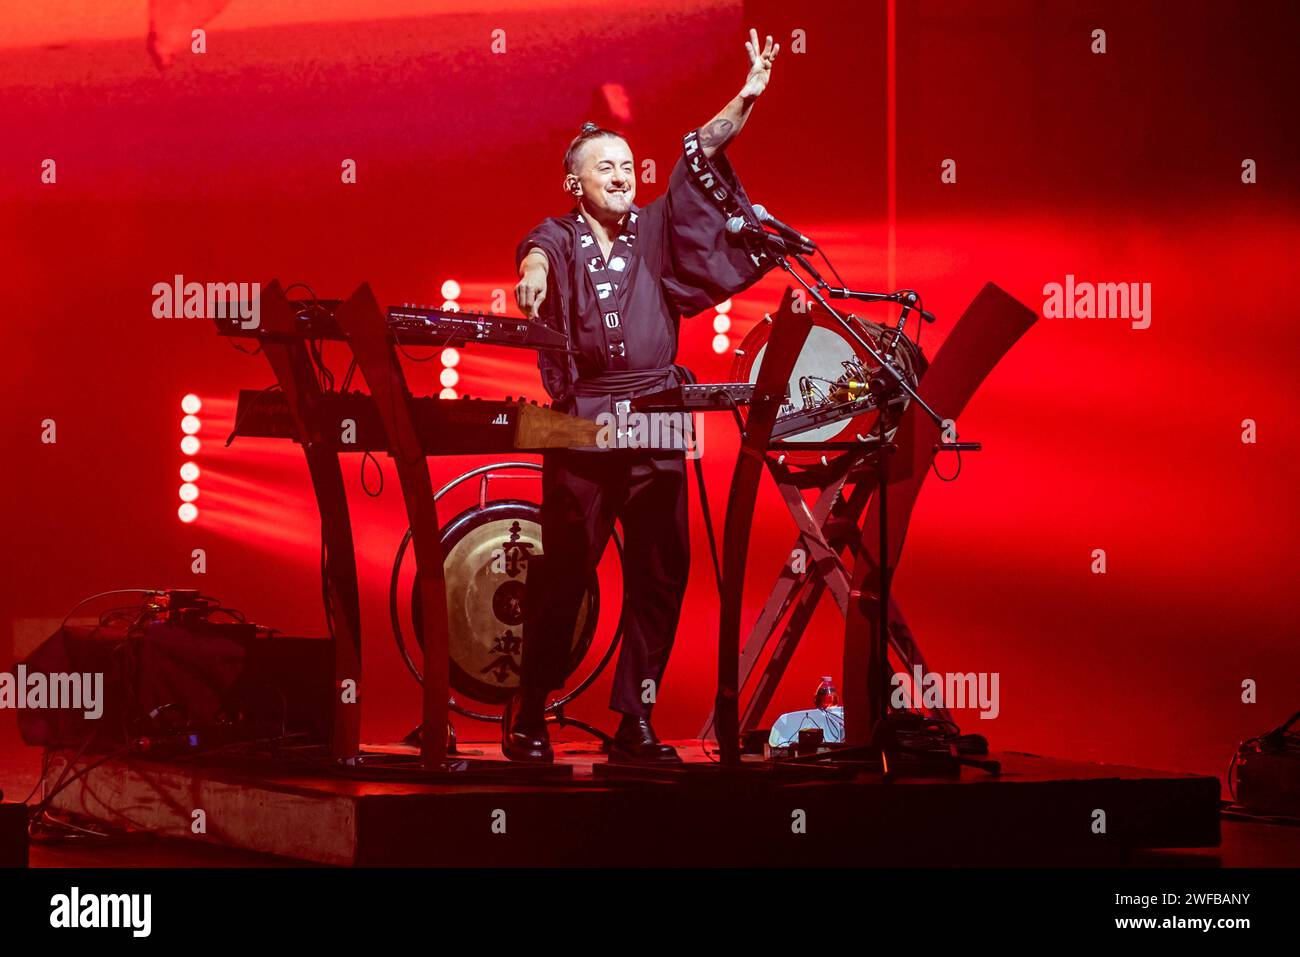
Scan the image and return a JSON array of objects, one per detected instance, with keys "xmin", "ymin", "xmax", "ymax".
[{"xmin": 2, "ymin": 0, "xmax": 1296, "ymax": 791}]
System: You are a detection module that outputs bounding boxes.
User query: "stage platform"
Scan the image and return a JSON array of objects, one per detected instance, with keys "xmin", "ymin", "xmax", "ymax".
[{"xmin": 41, "ymin": 741, "xmax": 1221, "ymax": 866}]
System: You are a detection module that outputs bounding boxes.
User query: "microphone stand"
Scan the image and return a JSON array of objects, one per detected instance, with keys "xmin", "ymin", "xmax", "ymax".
[
  {"xmin": 823, "ymin": 286, "xmax": 936, "ymax": 322},
  {"xmin": 745, "ymin": 234, "xmax": 993, "ymax": 779}
]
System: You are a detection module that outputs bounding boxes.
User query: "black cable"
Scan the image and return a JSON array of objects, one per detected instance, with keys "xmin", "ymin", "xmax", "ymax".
[
  {"xmin": 817, "ymin": 245, "xmax": 848, "ymax": 290},
  {"xmin": 900, "ymin": 290, "xmax": 923, "ymax": 352},
  {"xmin": 698, "ymin": 711, "xmax": 720, "ymax": 764},
  {"xmin": 689, "ymin": 408, "xmax": 724, "ymax": 597},
  {"xmin": 168, "ymin": 731, "xmax": 310, "ymax": 762},
  {"xmin": 282, "ymin": 283, "xmax": 337, "ymax": 392},
  {"xmin": 17, "ymin": 751, "xmax": 52, "ymax": 807},
  {"xmin": 360, "ymin": 450, "xmax": 385, "ymax": 497},
  {"xmin": 29, "ymin": 811, "xmax": 126, "ymax": 843},
  {"xmin": 915, "ymin": 292, "xmax": 924, "ymax": 352},
  {"xmin": 1227, "ymin": 746, "xmax": 1242, "ymax": 802},
  {"xmin": 701, "ymin": 387, "xmax": 752, "ymax": 587},
  {"xmin": 27, "ymin": 729, "xmax": 102, "ymax": 821},
  {"xmin": 225, "ymin": 382, "xmax": 282, "ymax": 447},
  {"xmin": 1220, "ymin": 805, "xmax": 1300, "ymax": 827},
  {"xmin": 320, "ymin": 535, "xmax": 336, "ymax": 646},
  {"xmin": 58, "ymin": 589, "xmax": 156, "ymax": 632},
  {"xmin": 931, "ymin": 448, "xmax": 962, "ymax": 482},
  {"xmin": 340, "ymin": 357, "xmax": 358, "ymax": 392},
  {"xmin": 282, "ymin": 281, "xmax": 319, "ymax": 301},
  {"xmin": 205, "ymin": 606, "xmax": 247, "ymax": 623},
  {"xmin": 226, "ymin": 337, "xmax": 261, "ymax": 357},
  {"xmin": 720, "ymin": 388, "xmax": 747, "ymax": 437},
  {"xmin": 309, "ymin": 337, "xmax": 334, "ymax": 392},
  {"xmin": 690, "ymin": 386, "xmax": 767, "ymax": 764},
  {"xmin": 99, "ymin": 604, "xmax": 147, "ymax": 627},
  {"xmin": 396, "ymin": 343, "xmax": 443, "ymax": 362},
  {"xmin": 771, "ymin": 707, "xmax": 845, "ymax": 748}
]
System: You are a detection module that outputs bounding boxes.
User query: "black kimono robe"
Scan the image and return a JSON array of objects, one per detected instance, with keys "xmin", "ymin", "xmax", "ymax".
[{"xmin": 512, "ymin": 133, "xmax": 773, "ymax": 719}]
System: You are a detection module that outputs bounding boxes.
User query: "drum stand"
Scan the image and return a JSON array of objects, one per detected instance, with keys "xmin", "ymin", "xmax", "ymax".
[
  {"xmin": 782, "ymin": 384, "xmax": 999, "ymax": 780},
  {"xmin": 697, "ymin": 436, "xmax": 951, "ymax": 744},
  {"xmin": 704, "ymin": 252, "xmax": 1038, "ymax": 779},
  {"xmin": 693, "ymin": 392, "xmax": 983, "ymax": 779}
]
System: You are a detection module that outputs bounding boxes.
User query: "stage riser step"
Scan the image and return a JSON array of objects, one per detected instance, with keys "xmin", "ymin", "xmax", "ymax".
[{"xmin": 43, "ymin": 753, "xmax": 1220, "ymax": 867}]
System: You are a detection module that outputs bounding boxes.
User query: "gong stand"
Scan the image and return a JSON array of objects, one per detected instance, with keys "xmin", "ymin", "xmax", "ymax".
[{"xmin": 388, "ymin": 461, "xmax": 619, "ymax": 751}]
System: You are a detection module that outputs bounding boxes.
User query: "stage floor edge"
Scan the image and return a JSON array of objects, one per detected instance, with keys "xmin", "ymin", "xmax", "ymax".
[{"xmin": 40, "ymin": 741, "xmax": 1221, "ymax": 866}]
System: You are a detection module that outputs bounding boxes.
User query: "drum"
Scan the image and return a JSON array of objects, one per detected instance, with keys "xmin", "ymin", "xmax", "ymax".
[
  {"xmin": 731, "ymin": 310, "xmax": 923, "ymax": 465},
  {"xmin": 409, "ymin": 499, "xmax": 601, "ymax": 705}
]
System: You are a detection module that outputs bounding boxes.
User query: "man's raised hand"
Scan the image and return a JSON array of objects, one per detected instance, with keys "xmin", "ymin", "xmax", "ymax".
[{"xmin": 740, "ymin": 28, "xmax": 778, "ymax": 99}]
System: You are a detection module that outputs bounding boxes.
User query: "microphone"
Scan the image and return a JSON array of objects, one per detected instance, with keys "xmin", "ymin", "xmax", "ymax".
[
  {"xmin": 751, "ymin": 204, "xmax": 818, "ymax": 252},
  {"xmin": 725, "ymin": 215, "xmax": 813, "ymax": 255}
]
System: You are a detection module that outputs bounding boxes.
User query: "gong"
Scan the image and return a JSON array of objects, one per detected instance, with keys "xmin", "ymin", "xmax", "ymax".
[{"xmin": 410, "ymin": 499, "xmax": 599, "ymax": 705}]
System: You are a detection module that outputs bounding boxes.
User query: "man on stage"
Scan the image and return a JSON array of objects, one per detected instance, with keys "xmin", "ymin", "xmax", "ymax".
[{"xmin": 506, "ymin": 30, "xmax": 780, "ymax": 763}]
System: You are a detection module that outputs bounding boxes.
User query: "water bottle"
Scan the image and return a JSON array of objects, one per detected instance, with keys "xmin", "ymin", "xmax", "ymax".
[{"xmin": 814, "ymin": 675, "xmax": 840, "ymax": 709}]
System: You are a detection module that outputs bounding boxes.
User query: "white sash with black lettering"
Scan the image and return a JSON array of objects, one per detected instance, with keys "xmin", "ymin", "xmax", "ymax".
[{"xmin": 571, "ymin": 208, "xmax": 639, "ymax": 370}]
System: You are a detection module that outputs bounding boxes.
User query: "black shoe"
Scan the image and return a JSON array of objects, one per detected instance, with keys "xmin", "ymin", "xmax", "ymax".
[
  {"xmin": 609, "ymin": 715, "xmax": 681, "ymax": 764},
  {"xmin": 502, "ymin": 693, "xmax": 553, "ymax": 764}
]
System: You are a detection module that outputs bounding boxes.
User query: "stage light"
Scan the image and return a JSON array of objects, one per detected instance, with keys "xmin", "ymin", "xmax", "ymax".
[
  {"xmin": 715, "ymin": 298, "xmax": 733, "ymax": 314},
  {"xmin": 713, "ymin": 314, "xmax": 731, "ymax": 334},
  {"xmin": 178, "ymin": 399, "xmax": 203, "ymax": 520},
  {"xmin": 440, "ymin": 279, "xmax": 461, "ymax": 301},
  {"xmin": 440, "ymin": 367, "xmax": 459, "ymax": 388},
  {"xmin": 440, "ymin": 300, "xmax": 460, "ymax": 312},
  {"xmin": 441, "ymin": 347, "xmax": 459, "ymax": 368},
  {"xmin": 712, "ymin": 333, "xmax": 729, "ymax": 354},
  {"xmin": 439, "ymin": 387, "xmax": 457, "ymax": 400}
]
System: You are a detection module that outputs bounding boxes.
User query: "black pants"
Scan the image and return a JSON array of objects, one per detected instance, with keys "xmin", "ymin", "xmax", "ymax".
[{"xmin": 522, "ymin": 448, "xmax": 690, "ymax": 716}]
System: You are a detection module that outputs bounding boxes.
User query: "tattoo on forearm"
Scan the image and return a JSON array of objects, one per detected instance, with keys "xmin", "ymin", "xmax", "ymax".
[{"xmin": 699, "ymin": 118, "xmax": 735, "ymax": 148}]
